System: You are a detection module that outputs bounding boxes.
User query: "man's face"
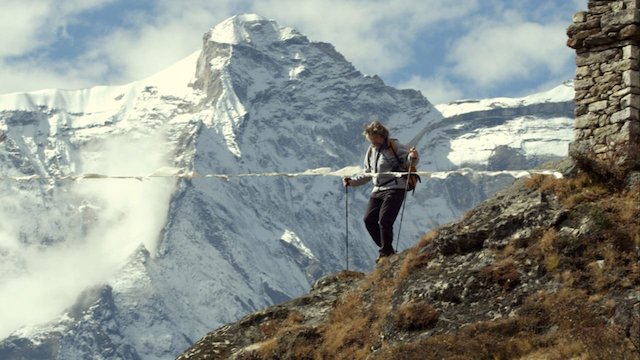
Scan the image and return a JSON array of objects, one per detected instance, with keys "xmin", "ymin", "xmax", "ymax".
[{"xmin": 368, "ymin": 134, "xmax": 385, "ymax": 147}]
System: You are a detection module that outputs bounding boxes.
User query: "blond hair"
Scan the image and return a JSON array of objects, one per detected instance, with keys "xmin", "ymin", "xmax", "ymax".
[{"xmin": 362, "ymin": 120, "xmax": 389, "ymax": 140}]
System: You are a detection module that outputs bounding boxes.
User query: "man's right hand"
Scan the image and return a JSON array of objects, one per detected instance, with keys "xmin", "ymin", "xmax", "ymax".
[{"xmin": 342, "ymin": 177, "xmax": 351, "ymax": 187}]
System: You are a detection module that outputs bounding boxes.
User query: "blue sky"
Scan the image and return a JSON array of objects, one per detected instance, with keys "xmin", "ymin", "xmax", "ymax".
[{"xmin": 0, "ymin": 0, "xmax": 587, "ymax": 104}]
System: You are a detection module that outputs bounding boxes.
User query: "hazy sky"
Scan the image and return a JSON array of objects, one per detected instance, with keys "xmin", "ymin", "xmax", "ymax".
[{"xmin": 0, "ymin": 0, "xmax": 587, "ymax": 104}]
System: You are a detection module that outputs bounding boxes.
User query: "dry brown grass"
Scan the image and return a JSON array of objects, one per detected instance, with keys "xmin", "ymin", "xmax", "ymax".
[
  {"xmin": 539, "ymin": 288, "xmax": 638, "ymax": 359},
  {"xmin": 397, "ymin": 229, "xmax": 439, "ymax": 281},
  {"xmin": 616, "ymin": 187, "xmax": 639, "ymax": 223},
  {"xmin": 544, "ymin": 253, "xmax": 561, "ymax": 273},
  {"xmin": 529, "ymin": 339, "xmax": 587, "ymax": 360},
  {"xmin": 254, "ymin": 338, "xmax": 278, "ymax": 358},
  {"xmin": 417, "ymin": 228, "xmax": 440, "ymax": 248},
  {"xmin": 522, "ymin": 181, "xmax": 639, "ymax": 295},
  {"xmin": 479, "ymin": 259, "xmax": 521, "ymax": 290},
  {"xmin": 394, "ymin": 302, "xmax": 439, "ymax": 331},
  {"xmin": 539, "ymin": 229, "xmax": 557, "ymax": 253},
  {"xmin": 604, "ymin": 184, "xmax": 640, "ymax": 252},
  {"xmin": 253, "ymin": 325, "xmax": 323, "ymax": 360},
  {"xmin": 373, "ymin": 287, "xmax": 638, "ymax": 360},
  {"xmin": 530, "ymin": 229, "xmax": 562, "ymax": 273},
  {"xmin": 251, "ymin": 309, "xmax": 317, "ymax": 359},
  {"xmin": 524, "ymin": 173, "xmax": 547, "ymax": 189},
  {"xmin": 257, "ymin": 310, "xmax": 305, "ymax": 338},
  {"xmin": 321, "ymin": 291, "xmax": 370, "ymax": 358},
  {"xmin": 526, "ymin": 172, "xmax": 611, "ymax": 208},
  {"xmin": 374, "ymin": 315, "xmax": 551, "ymax": 359},
  {"xmin": 280, "ymin": 260, "xmax": 399, "ymax": 360}
]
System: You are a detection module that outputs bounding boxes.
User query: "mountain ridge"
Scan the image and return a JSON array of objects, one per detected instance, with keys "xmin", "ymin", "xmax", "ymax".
[{"xmin": 177, "ymin": 163, "xmax": 640, "ymax": 359}]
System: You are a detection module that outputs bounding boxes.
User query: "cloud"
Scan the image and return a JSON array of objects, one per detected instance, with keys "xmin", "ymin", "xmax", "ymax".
[
  {"xmin": 397, "ymin": 74, "xmax": 463, "ymax": 105},
  {"xmin": 0, "ymin": 1, "xmax": 583, "ymax": 104},
  {"xmin": 252, "ymin": 0, "xmax": 479, "ymax": 77},
  {"xmin": 0, "ymin": 1, "xmax": 50, "ymax": 57},
  {"xmin": 0, "ymin": 57, "xmax": 107, "ymax": 93},
  {"xmin": 414, "ymin": 0, "xmax": 589, "ymax": 99},
  {"xmin": 89, "ymin": 0, "xmax": 239, "ymax": 84},
  {"xmin": 67, "ymin": 0, "xmax": 480, "ymax": 88},
  {"xmin": 3, "ymin": 0, "xmax": 575, "ymax": 101},
  {"xmin": 0, "ymin": 0, "xmax": 118, "ymax": 93},
  {"xmin": 0, "ymin": 129, "xmax": 175, "ymax": 338},
  {"xmin": 0, "ymin": 0, "xmax": 115, "ymax": 58},
  {"xmin": 0, "ymin": 0, "xmax": 244, "ymax": 93},
  {"xmin": 1, "ymin": 0, "xmax": 481, "ymax": 94},
  {"xmin": 448, "ymin": 19, "xmax": 571, "ymax": 89}
]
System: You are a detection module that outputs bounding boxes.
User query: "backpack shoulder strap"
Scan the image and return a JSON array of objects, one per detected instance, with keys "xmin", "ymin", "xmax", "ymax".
[
  {"xmin": 366, "ymin": 145, "xmax": 373, "ymax": 170},
  {"xmin": 388, "ymin": 139, "xmax": 403, "ymax": 167}
]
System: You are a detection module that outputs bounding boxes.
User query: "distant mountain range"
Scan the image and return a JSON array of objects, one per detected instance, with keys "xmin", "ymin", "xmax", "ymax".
[{"xmin": 0, "ymin": 14, "xmax": 574, "ymax": 359}]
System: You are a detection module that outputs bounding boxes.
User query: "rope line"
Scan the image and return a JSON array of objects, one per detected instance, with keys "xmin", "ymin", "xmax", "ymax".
[{"xmin": 0, "ymin": 167, "xmax": 564, "ymax": 182}]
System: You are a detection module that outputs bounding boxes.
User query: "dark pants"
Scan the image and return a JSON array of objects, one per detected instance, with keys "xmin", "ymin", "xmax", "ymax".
[{"xmin": 363, "ymin": 189, "xmax": 405, "ymax": 256}]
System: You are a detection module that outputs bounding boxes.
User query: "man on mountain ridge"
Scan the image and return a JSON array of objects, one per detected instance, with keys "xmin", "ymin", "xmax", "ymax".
[{"xmin": 342, "ymin": 120, "xmax": 420, "ymax": 263}]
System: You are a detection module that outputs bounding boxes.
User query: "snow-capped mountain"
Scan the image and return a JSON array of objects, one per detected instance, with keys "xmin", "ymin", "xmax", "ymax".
[
  {"xmin": 433, "ymin": 82, "xmax": 575, "ymax": 169},
  {"xmin": 0, "ymin": 14, "xmax": 575, "ymax": 359}
]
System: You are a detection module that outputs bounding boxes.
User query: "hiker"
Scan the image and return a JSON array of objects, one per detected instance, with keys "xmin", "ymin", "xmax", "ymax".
[{"xmin": 342, "ymin": 120, "xmax": 419, "ymax": 262}]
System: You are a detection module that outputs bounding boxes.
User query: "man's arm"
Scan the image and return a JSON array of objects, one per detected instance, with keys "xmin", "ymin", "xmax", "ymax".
[
  {"xmin": 348, "ymin": 172, "xmax": 372, "ymax": 187},
  {"xmin": 344, "ymin": 148, "xmax": 373, "ymax": 187}
]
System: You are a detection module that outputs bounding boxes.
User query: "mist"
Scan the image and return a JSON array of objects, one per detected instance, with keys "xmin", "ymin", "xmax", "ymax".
[{"xmin": 0, "ymin": 129, "xmax": 175, "ymax": 338}]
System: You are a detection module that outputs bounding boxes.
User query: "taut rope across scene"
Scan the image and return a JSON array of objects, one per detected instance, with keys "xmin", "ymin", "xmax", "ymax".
[{"xmin": 0, "ymin": 167, "xmax": 563, "ymax": 182}]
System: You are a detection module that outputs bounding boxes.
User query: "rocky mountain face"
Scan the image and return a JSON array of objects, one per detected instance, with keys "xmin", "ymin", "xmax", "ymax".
[
  {"xmin": 178, "ymin": 164, "xmax": 640, "ymax": 359},
  {"xmin": 0, "ymin": 14, "xmax": 577, "ymax": 360}
]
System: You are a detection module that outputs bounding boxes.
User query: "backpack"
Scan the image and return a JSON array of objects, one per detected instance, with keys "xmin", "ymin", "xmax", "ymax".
[{"xmin": 367, "ymin": 139, "xmax": 421, "ymax": 192}]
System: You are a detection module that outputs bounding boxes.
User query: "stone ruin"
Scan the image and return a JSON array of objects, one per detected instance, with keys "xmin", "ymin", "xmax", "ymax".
[{"xmin": 567, "ymin": 0, "xmax": 640, "ymax": 179}]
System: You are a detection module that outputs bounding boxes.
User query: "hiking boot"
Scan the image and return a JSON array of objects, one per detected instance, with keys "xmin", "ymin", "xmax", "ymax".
[{"xmin": 375, "ymin": 251, "xmax": 396, "ymax": 264}]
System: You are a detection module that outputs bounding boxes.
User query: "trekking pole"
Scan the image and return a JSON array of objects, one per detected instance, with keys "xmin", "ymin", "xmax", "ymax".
[
  {"xmin": 395, "ymin": 155, "xmax": 413, "ymax": 252},
  {"xmin": 345, "ymin": 184, "xmax": 349, "ymax": 271}
]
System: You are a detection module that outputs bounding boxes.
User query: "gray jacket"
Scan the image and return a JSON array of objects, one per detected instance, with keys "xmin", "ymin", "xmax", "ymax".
[{"xmin": 349, "ymin": 138, "xmax": 419, "ymax": 192}]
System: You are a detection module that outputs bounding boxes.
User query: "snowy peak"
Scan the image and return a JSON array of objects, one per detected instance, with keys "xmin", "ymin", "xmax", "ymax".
[
  {"xmin": 206, "ymin": 14, "xmax": 305, "ymax": 47},
  {"xmin": 192, "ymin": 13, "xmax": 432, "ymax": 161},
  {"xmin": 436, "ymin": 81, "xmax": 575, "ymax": 118},
  {"xmin": 424, "ymin": 81, "xmax": 574, "ymax": 170}
]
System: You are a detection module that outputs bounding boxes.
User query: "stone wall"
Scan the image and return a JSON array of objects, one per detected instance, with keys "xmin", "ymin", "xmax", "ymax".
[{"xmin": 567, "ymin": 0, "xmax": 640, "ymax": 179}]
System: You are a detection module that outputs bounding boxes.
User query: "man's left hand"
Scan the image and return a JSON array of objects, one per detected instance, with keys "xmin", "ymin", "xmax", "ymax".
[{"xmin": 408, "ymin": 147, "xmax": 419, "ymax": 159}]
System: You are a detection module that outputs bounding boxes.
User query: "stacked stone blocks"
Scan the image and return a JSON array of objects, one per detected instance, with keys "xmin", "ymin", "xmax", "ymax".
[{"xmin": 567, "ymin": 0, "xmax": 640, "ymax": 178}]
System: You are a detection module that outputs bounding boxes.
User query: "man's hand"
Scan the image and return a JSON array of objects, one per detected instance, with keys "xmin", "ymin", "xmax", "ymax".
[
  {"xmin": 408, "ymin": 147, "xmax": 419, "ymax": 159},
  {"xmin": 342, "ymin": 177, "xmax": 351, "ymax": 187}
]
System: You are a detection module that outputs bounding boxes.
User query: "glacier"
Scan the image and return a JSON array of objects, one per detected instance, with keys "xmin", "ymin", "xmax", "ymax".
[{"xmin": 0, "ymin": 14, "xmax": 575, "ymax": 359}]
